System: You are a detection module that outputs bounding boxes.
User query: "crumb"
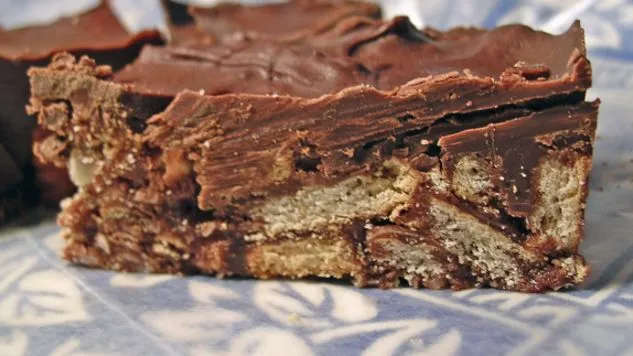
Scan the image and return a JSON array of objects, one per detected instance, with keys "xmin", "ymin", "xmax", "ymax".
[{"xmin": 287, "ymin": 313, "xmax": 301, "ymax": 325}]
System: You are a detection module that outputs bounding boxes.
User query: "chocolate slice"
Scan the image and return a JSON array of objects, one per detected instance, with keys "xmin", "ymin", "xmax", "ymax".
[{"xmin": 28, "ymin": 15, "xmax": 599, "ymax": 291}]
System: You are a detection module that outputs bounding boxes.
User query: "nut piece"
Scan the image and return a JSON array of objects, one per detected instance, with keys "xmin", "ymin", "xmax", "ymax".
[{"xmin": 163, "ymin": 148, "xmax": 192, "ymax": 186}]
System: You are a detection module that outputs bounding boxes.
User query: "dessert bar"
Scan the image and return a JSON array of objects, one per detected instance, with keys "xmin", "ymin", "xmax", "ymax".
[
  {"xmin": 29, "ymin": 16, "xmax": 598, "ymax": 291},
  {"xmin": 0, "ymin": 1, "xmax": 163, "ymax": 220}
]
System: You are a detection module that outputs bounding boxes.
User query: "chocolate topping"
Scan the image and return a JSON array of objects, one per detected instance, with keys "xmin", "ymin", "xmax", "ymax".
[{"xmin": 114, "ymin": 17, "xmax": 588, "ymax": 98}]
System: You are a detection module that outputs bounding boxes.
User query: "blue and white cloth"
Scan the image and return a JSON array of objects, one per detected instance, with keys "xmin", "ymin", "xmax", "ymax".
[{"xmin": 1, "ymin": 1, "xmax": 633, "ymax": 355}]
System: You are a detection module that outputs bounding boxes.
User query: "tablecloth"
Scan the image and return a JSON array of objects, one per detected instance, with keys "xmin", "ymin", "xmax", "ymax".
[{"xmin": 1, "ymin": 0, "xmax": 633, "ymax": 355}]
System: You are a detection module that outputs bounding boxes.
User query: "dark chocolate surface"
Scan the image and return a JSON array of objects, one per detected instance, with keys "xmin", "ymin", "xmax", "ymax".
[{"xmin": 114, "ymin": 17, "xmax": 588, "ymax": 99}]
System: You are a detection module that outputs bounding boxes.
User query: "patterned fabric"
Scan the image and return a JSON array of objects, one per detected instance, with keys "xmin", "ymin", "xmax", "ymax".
[{"xmin": 1, "ymin": 1, "xmax": 633, "ymax": 355}]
